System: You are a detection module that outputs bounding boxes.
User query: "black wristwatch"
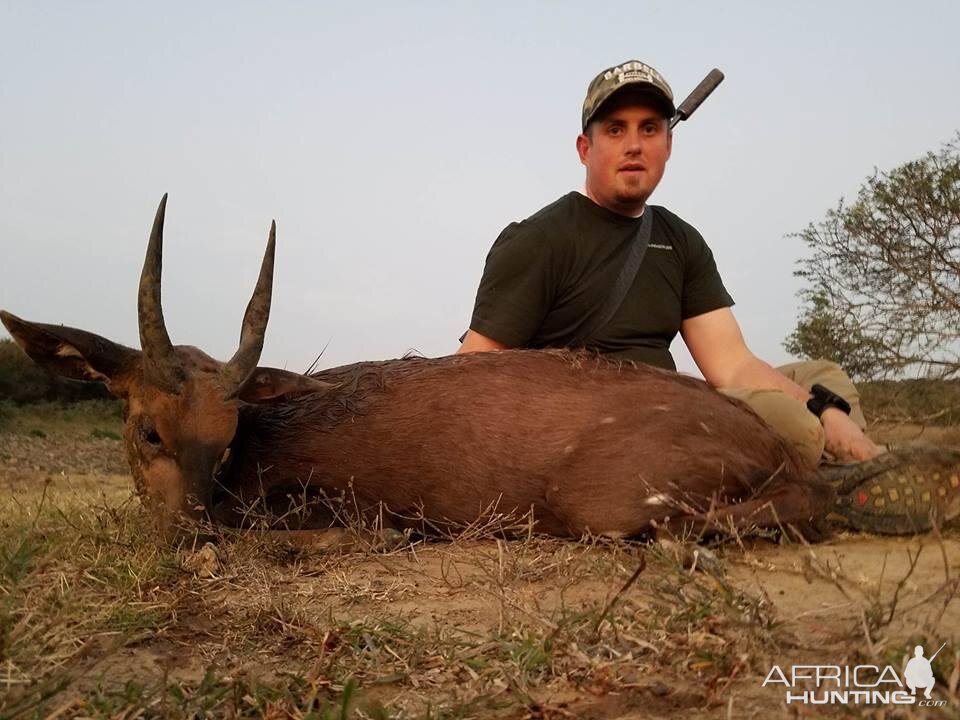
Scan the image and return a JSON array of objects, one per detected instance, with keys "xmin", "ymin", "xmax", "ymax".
[{"xmin": 806, "ymin": 383, "xmax": 852, "ymax": 418}]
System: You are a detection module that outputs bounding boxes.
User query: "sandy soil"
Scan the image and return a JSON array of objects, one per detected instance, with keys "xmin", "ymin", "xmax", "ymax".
[{"xmin": 1, "ymin": 424, "xmax": 959, "ymax": 718}]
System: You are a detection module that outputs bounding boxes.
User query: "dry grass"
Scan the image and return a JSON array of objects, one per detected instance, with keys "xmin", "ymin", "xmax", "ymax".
[{"xmin": 1, "ymin": 410, "xmax": 959, "ymax": 718}]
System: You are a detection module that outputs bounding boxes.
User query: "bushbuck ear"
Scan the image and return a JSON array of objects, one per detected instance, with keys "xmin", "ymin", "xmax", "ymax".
[
  {"xmin": 236, "ymin": 366, "xmax": 335, "ymax": 403},
  {"xmin": 0, "ymin": 310, "xmax": 140, "ymax": 391},
  {"xmin": 236, "ymin": 367, "xmax": 336, "ymax": 403}
]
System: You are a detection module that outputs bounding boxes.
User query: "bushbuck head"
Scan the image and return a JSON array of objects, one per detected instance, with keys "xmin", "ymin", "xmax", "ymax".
[{"xmin": 0, "ymin": 196, "xmax": 332, "ymax": 539}]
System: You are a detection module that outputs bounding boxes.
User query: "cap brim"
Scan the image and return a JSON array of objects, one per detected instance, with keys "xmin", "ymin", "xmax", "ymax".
[{"xmin": 584, "ymin": 84, "xmax": 676, "ymax": 129}]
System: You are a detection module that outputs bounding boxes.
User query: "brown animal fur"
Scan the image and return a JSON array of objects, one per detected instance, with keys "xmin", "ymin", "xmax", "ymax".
[
  {"xmin": 0, "ymin": 199, "xmax": 834, "ymax": 543},
  {"xmin": 217, "ymin": 349, "xmax": 829, "ymax": 539}
]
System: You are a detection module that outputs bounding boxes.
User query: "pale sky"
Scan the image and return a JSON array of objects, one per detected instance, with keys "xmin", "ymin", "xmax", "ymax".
[{"xmin": 2, "ymin": 1, "xmax": 958, "ymax": 375}]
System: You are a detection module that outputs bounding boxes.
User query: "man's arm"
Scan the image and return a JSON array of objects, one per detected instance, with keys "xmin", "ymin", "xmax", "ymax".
[
  {"xmin": 457, "ymin": 330, "xmax": 508, "ymax": 354},
  {"xmin": 459, "ymin": 220, "xmax": 555, "ymax": 355},
  {"xmin": 680, "ymin": 307, "xmax": 805, "ymax": 397},
  {"xmin": 681, "ymin": 307, "xmax": 881, "ymax": 462}
]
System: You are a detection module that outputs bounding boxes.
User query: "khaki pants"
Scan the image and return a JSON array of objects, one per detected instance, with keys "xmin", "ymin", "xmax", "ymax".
[{"xmin": 720, "ymin": 360, "xmax": 867, "ymax": 468}]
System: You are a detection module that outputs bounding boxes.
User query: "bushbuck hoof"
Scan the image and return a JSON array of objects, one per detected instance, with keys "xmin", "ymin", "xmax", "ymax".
[
  {"xmin": 823, "ymin": 446, "xmax": 960, "ymax": 535},
  {"xmin": 183, "ymin": 542, "xmax": 223, "ymax": 577},
  {"xmin": 378, "ymin": 528, "xmax": 409, "ymax": 551}
]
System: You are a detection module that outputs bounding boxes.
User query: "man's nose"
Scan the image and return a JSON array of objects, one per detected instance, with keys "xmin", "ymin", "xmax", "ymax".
[{"xmin": 624, "ymin": 129, "xmax": 644, "ymax": 153}]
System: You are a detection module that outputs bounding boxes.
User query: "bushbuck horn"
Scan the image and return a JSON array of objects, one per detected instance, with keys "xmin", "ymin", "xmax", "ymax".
[
  {"xmin": 221, "ymin": 220, "xmax": 276, "ymax": 396},
  {"xmin": 138, "ymin": 194, "xmax": 183, "ymax": 393}
]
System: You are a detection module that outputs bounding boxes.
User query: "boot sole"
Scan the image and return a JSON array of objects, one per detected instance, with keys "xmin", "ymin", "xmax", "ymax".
[{"xmin": 824, "ymin": 447, "xmax": 960, "ymax": 535}]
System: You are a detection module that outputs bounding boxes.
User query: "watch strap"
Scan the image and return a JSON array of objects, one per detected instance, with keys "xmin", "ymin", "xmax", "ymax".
[{"xmin": 807, "ymin": 383, "xmax": 852, "ymax": 417}]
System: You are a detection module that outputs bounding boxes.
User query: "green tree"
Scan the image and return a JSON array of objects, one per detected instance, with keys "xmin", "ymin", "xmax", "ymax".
[
  {"xmin": 787, "ymin": 133, "xmax": 960, "ymax": 380},
  {"xmin": 785, "ymin": 292, "xmax": 886, "ymax": 381}
]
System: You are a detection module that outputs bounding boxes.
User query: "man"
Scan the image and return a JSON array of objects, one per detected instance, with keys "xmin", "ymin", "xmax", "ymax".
[{"xmin": 458, "ymin": 60, "xmax": 881, "ymax": 468}]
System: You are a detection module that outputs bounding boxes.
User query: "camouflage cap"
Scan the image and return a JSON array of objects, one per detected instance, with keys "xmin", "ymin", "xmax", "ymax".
[{"xmin": 581, "ymin": 60, "xmax": 675, "ymax": 131}]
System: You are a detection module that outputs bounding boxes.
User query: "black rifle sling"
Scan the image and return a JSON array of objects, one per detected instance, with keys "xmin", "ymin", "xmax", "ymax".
[{"xmin": 568, "ymin": 206, "xmax": 653, "ymax": 347}]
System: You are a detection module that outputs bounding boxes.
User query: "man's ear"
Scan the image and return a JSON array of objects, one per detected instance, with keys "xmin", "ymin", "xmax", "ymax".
[
  {"xmin": 236, "ymin": 366, "xmax": 336, "ymax": 403},
  {"xmin": 576, "ymin": 132, "xmax": 591, "ymax": 165},
  {"xmin": 0, "ymin": 310, "xmax": 140, "ymax": 390}
]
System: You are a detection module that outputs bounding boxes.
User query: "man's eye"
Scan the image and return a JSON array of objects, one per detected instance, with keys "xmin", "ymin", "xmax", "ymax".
[{"xmin": 608, "ymin": 126, "xmax": 623, "ymax": 136}]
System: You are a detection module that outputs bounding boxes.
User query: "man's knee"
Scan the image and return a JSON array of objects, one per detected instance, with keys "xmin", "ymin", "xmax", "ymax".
[
  {"xmin": 776, "ymin": 358, "xmax": 867, "ymax": 430},
  {"xmin": 722, "ymin": 388, "xmax": 824, "ymax": 469},
  {"xmin": 777, "ymin": 358, "xmax": 845, "ymax": 387}
]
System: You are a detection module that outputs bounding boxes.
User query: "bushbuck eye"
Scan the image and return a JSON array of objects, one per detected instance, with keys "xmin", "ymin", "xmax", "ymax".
[{"xmin": 140, "ymin": 423, "xmax": 162, "ymax": 447}]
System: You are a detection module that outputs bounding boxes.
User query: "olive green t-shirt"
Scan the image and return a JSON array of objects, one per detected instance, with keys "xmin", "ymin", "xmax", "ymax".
[{"xmin": 468, "ymin": 192, "xmax": 734, "ymax": 371}]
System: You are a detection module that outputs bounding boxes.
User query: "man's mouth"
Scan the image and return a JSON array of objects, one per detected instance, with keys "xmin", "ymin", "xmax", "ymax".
[{"xmin": 619, "ymin": 164, "xmax": 646, "ymax": 172}]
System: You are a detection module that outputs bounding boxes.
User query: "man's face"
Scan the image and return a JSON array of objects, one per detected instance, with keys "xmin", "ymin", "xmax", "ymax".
[{"xmin": 576, "ymin": 96, "xmax": 672, "ymax": 216}]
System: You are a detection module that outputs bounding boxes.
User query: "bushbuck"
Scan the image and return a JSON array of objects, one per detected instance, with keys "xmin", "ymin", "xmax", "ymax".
[{"xmin": 6, "ymin": 196, "xmax": 948, "ymax": 543}]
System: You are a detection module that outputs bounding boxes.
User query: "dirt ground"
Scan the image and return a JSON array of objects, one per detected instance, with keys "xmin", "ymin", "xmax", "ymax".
[{"xmin": 1, "ymin": 413, "xmax": 959, "ymax": 719}]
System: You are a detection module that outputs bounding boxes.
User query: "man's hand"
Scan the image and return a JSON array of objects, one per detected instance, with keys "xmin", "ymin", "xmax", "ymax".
[{"xmin": 821, "ymin": 408, "xmax": 882, "ymax": 462}]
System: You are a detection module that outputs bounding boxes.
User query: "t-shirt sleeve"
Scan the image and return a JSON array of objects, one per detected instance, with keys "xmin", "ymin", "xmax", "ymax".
[
  {"xmin": 680, "ymin": 224, "xmax": 734, "ymax": 319},
  {"xmin": 468, "ymin": 222, "xmax": 555, "ymax": 347}
]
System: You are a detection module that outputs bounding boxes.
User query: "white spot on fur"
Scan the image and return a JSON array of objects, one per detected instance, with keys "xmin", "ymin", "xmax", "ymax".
[
  {"xmin": 598, "ymin": 530, "xmax": 627, "ymax": 539},
  {"xmin": 564, "ymin": 445, "xmax": 575, "ymax": 454},
  {"xmin": 699, "ymin": 422, "xmax": 712, "ymax": 434},
  {"xmin": 601, "ymin": 416, "xmax": 616, "ymax": 424},
  {"xmin": 645, "ymin": 493, "xmax": 671, "ymax": 506}
]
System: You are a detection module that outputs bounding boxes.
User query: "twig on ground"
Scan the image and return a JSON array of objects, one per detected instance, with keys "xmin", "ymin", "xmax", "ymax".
[{"xmin": 592, "ymin": 554, "xmax": 647, "ymax": 637}]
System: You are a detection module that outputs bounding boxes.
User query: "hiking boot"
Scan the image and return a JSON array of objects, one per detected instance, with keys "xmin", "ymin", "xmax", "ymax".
[{"xmin": 821, "ymin": 446, "xmax": 960, "ymax": 535}]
